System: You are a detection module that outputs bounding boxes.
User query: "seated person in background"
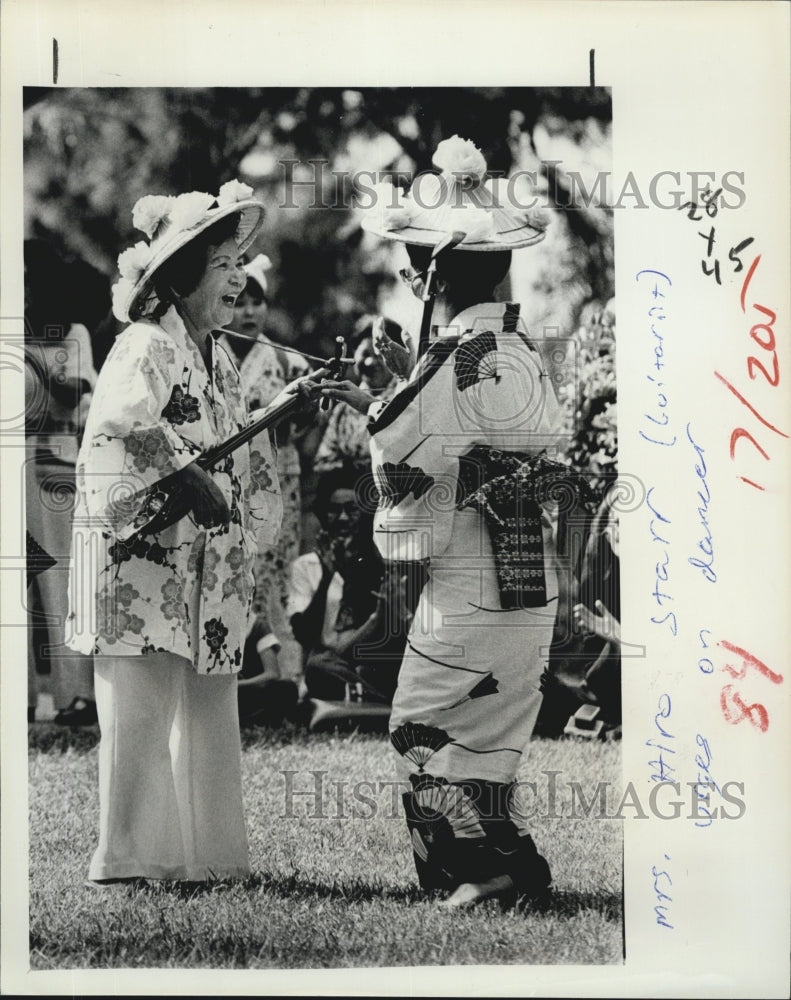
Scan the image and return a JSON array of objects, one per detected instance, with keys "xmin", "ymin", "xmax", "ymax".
[
  {"xmin": 236, "ymin": 612, "xmax": 299, "ymax": 726},
  {"xmin": 313, "ymin": 316, "xmax": 401, "ymax": 474},
  {"xmin": 288, "ymin": 465, "xmax": 410, "ymax": 704},
  {"xmin": 571, "ymin": 499, "xmax": 621, "ymax": 721},
  {"xmin": 537, "ymin": 487, "xmax": 621, "ymax": 735}
]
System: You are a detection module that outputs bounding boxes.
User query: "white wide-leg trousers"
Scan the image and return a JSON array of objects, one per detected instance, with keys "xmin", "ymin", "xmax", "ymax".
[{"xmin": 89, "ymin": 652, "xmax": 249, "ymax": 881}]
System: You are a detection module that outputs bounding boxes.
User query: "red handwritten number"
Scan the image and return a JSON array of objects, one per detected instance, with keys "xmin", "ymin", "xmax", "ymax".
[
  {"xmin": 730, "ymin": 427, "xmax": 770, "ymax": 462},
  {"xmin": 720, "ymin": 685, "xmax": 769, "ymax": 732},
  {"xmin": 718, "ymin": 640, "xmax": 784, "ymax": 684},
  {"xmin": 748, "ymin": 353, "xmax": 780, "ymax": 387},
  {"xmin": 716, "ymin": 253, "xmax": 785, "ymax": 490},
  {"xmin": 747, "ymin": 304, "xmax": 779, "ymax": 386},
  {"xmin": 717, "ymin": 640, "xmax": 783, "ymax": 732}
]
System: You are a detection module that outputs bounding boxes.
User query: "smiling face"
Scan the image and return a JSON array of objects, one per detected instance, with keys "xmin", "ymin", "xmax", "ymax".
[{"xmin": 177, "ymin": 237, "xmax": 245, "ymax": 334}]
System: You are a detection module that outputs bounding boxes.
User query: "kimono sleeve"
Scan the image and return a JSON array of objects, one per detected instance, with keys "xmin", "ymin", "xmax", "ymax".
[
  {"xmin": 76, "ymin": 325, "xmax": 200, "ymax": 538},
  {"xmin": 369, "ymin": 358, "xmax": 472, "ymax": 563},
  {"xmin": 459, "ymin": 330, "xmax": 565, "ymax": 454}
]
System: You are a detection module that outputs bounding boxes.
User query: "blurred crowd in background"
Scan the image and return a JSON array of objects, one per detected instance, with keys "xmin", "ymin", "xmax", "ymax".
[{"xmin": 23, "ymin": 87, "xmax": 620, "ymax": 737}]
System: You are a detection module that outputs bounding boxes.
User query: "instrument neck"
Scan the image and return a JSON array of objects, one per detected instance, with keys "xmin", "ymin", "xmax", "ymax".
[{"xmin": 197, "ymin": 393, "xmax": 299, "ymax": 469}]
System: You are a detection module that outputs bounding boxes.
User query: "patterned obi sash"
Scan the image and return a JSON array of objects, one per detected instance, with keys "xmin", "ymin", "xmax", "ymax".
[{"xmin": 456, "ymin": 446, "xmax": 595, "ymax": 609}]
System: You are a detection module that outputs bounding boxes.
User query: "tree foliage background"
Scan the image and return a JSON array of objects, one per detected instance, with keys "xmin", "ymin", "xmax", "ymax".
[{"xmin": 24, "ymin": 86, "xmax": 615, "ymax": 482}]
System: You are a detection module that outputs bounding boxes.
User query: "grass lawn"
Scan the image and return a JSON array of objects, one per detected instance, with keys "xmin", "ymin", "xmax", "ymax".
[{"xmin": 28, "ymin": 724, "xmax": 622, "ymax": 969}]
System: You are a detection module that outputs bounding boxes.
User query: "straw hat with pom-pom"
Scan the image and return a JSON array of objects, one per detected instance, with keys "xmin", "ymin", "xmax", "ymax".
[{"xmin": 361, "ymin": 136, "xmax": 548, "ymax": 252}]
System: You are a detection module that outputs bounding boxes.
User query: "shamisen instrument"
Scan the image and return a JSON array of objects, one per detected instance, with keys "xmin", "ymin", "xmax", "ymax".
[{"xmin": 134, "ymin": 336, "xmax": 349, "ymax": 537}]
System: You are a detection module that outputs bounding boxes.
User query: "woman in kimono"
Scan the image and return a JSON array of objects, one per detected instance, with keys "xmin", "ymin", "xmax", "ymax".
[
  {"xmin": 220, "ymin": 254, "xmax": 315, "ymax": 686},
  {"xmin": 322, "ymin": 137, "xmax": 567, "ymax": 907},
  {"xmin": 67, "ymin": 181, "xmax": 314, "ymax": 886}
]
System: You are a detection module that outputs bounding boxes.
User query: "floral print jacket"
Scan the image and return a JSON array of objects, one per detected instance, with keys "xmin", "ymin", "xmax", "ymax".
[{"xmin": 66, "ymin": 306, "xmax": 282, "ymax": 673}]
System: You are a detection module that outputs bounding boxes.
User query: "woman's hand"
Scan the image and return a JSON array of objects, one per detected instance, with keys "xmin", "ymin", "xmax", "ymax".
[
  {"xmin": 318, "ymin": 379, "xmax": 375, "ymax": 414},
  {"xmin": 372, "ymin": 316, "xmax": 414, "ymax": 380},
  {"xmin": 265, "ymin": 367, "xmax": 329, "ymax": 424},
  {"xmin": 315, "ymin": 529, "xmax": 338, "ymax": 576},
  {"xmin": 180, "ymin": 462, "xmax": 231, "ymax": 529}
]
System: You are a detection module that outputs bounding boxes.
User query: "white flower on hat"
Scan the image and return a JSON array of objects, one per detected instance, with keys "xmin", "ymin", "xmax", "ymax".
[
  {"xmin": 432, "ymin": 135, "xmax": 487, "ymax": 185},
  {"xmin": 369, "ymin": 182, "xmax": 417, "ymax": 232},
  {"xmin": 168, "ymin": 191, "xmax": 216, "ymax": 234},
  {"xmin": 117, "ymin": 241, "xmax": 152, "ymax": 283},
  {"xmin": 131, "ymin": 194, "xmax": 175, "ymax": 240},
  {"xmin": 520, "ymin": 206, "xmax": 550, "ymax": 231},
  {"xmin": 486, "ymin": 177, "xmax": 550, "ymax": 233},
  {"xmin": 217, "ymin": 179, "xmax": 255, "ymax": 206},
  {"xmin": 111, "ymin": 276, "xmax": 135, "ymax": 323},
  {"xmin": 450, "ymin": 205, "xmax": 498, "ymax": 243}
]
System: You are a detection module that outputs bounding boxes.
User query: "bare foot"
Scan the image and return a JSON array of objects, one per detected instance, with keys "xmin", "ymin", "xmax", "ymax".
[{"xmin": 440, "ymin": 874, "xmax": 515, "ymax": 908}]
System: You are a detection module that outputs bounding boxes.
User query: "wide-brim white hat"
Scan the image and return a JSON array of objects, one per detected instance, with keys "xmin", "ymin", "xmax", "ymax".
[
  {"xmin": 360, "ymin": 135, "xmax": 548, "ymax": 253},
  {"xmin": 112, "ymin": 180, "xmax": 265, "ymax": 323}
]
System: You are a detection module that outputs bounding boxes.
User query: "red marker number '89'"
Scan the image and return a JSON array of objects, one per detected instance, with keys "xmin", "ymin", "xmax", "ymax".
[{"xmin": 718, "ymin": 640, "xmax": 783, "ymax": 732}]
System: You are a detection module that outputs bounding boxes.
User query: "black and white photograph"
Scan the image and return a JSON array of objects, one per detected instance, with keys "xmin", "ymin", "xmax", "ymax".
[
  {"xmin": 2, "ymin": 2, "xmax": 789, "ymax": 997},
  {"xmin": 22, "ymin": 81, "xmax": 622, "ymax": 969}
]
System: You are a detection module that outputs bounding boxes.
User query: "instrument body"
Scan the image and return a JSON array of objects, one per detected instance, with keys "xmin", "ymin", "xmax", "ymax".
[{"xmin": 134, "ymin": 337, "xmax": 347, "ymax": 537}]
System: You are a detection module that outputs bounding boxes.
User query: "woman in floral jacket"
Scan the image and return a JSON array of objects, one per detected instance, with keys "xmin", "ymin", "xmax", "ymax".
[{"xmin": 67, "ymin": 182, "xmax": 311, "ymax": 885}]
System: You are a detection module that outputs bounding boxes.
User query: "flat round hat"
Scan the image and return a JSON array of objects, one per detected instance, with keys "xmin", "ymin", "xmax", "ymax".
[{"xmin": 360, "ymin": 135, "xmax": 548, "ymax": 252}]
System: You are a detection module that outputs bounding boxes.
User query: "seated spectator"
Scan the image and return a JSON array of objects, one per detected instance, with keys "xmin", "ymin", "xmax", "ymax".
[
  {"xmin": 314, "ymin": 316, "xmax": 401, "ymax": 474},
  {"xmin": 287, "ymin": 466, "xmax": 410, "ymax": 705},
  {"xmin": 571, "ymin": 499, "xmax": 621, "ymax": 719},
  {"xmin": 537, "ymin": 485, "xmax": 621, "ymax": 736},
  {"xmin": 236, "ymin": 612, "xmax": 299, "ymax": 726}
]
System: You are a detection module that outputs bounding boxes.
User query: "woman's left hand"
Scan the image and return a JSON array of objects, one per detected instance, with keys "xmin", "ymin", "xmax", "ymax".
[
  {"xmin": 267, "ymin": 368, "xmax": 329, "ymax": 422},
  {"xmin": 318, "ymin": 379, "xmax": 375, "ymax": 414}
]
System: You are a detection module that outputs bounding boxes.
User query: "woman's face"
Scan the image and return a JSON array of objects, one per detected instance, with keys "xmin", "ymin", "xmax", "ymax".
[
  {"xmin": 178, "ymin": 237, "xmax": 245, "ymax": 333},
  {"xmin": 230, "ymin": 283, "xmax": 268, "ymax": 339}
]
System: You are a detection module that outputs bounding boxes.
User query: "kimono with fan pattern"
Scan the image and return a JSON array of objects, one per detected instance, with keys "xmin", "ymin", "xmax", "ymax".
[
  {"xmin": 66, "ymin": 305, "xmax": 282, "ymax": 674},
  {"xmin": 368, "ymin": 302, "xmax": 565, "ymax": 787}
]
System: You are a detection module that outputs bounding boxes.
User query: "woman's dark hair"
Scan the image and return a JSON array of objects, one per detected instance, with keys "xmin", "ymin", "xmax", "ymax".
[
  {"xmin": 242, "ymin": 273, "xmax": 268, "ymax": 303},
  {"xmin": 150, "ymin": 212, "xmax": 241, "ymax": 314},
  {"xmin": 406, "ymin": 245, "xmax": 512, "ymax": 297}
]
